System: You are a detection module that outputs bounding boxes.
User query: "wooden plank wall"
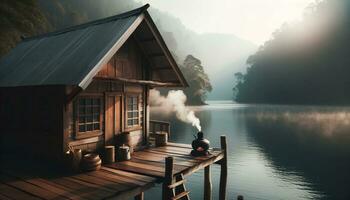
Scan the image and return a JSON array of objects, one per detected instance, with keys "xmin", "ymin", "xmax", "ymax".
[
  {"xmin": 64, "ymin": 36, "xmax": 151, "ymax": 154},
  {"xmin": 96, "ymin": 37, "xmax": 146, "ymax": 80},
  {"xmin": 0, "ymin": 86, "xmax": 65, "ymax": 161},
  {"xmin": 64, "ymin": 82, "xmax": 147, "ymax": 153}
]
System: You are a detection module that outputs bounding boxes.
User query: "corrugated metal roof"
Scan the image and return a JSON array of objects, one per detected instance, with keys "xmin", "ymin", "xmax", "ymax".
[{"xmin": 0, "ymin": 5, "xmax": 149, "ymax": 88}]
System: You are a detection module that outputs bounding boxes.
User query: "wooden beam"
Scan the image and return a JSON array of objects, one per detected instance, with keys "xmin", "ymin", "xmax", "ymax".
[
  {"xmin": 163, "ymin": 157, "xmax": 174, "ymax": 200},
  {"xmin": 181, "ymin": 152, "xmax": 224, "ymax": 176},
  {"xmin": 171, "ymin": 191, "xmax": 190, "ymax": 200},
  {"xmin": 219, "ymin": 136, "xmax": 228, "ymax": 200},
  {"xmin": 94, "ymin": 76, "xmax": 181, "ymax": 87},
  {"xmin": 204, "ymin": 165, "xmax": 212, "ymax": 200},
  {"xmin": 134, "ymin": 192, "xmax": 144, "ymax": 200},
  {"xmin": 65, "ymin": 86, "xmax": 82, "ymax": 104},
  {"xmin": 168, "ymin": 179, "xmax": 186, "ymax": 189}
]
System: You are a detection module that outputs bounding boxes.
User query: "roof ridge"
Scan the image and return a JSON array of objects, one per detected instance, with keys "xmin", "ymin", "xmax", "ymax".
[{"xmin": 22, "ymin": 4, "xmax": 150, "ymax": 42}]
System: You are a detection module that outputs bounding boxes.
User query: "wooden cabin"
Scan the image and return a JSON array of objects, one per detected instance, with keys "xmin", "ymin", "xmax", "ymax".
[
  {"xmin": 0, "ymin": 6, "xmax": 228, "ymax": 200},
  {"xmin": 0, "ymin": 4, "xmax": 188, "ymax": 161}
]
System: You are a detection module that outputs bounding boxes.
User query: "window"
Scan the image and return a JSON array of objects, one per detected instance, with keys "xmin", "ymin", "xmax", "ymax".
[
  {"xmin": 127, "ymin": 96, "xmax": 139, "ymax": 127},
  {"xmin": 76, "ymin": 97, "xmax": 102, "ymax": 135}
]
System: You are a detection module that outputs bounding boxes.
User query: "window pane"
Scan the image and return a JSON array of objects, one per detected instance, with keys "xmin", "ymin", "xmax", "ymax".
[
  {"xmin": 77, "ymin": 97, "xmax": 102, "ymax": 133},
  {"xmin": 133, "ymin": 119, "xmax": 138, "ymax": 125},
  {"xmin": 86, "ymin": 99, "xmax": 92, "ymax": 105},
  {"xmin": 79, "ymin": 116, "xmax": 85, "ymax": 123},
  {"xmin": 93, "ymin": 123, "xmax": 100, "ymax": 130},
  {"xmin": 79, "ymin": 99, "xmax": 85, "ymax": 105},
  {"xmin": 79, "ymin": 125, "xmax": 86, "ymax": 132},
  {"xmin": 93, "ymin": 107, "xmax": 99, "ymax": 113},
  {"xmin": 93, "ymin": 99, "xmax": 100, "ymax": 105},
  {"xmin": 86, "ymin": 115, "xmax": 93, "ymax": 122},
  {"xmin": 86, "ymin": 106, "xmax": 92, "ymax": 114},
  {"xmin": 86, "ymin": 124, "xmax": 93, "ymax": 131},
  {"xmin": 79, "ymin": 106, "xmax": 85, "ymax": 114},
  {"xmin": 126, "ymin": 96, "xmax": 139, "ymax": 127},
  {"xmin": 93, "ymin": 114, "xmax": 99, "ymax": 122}
]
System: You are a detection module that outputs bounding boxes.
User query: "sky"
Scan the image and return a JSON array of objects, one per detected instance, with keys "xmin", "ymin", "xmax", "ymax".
[{"xmin": 137, "ymin": 0, "xmax": 315, "ymax": 45}]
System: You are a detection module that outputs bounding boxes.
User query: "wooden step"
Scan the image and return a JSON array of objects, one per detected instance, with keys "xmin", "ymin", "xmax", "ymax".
[
  {"xmin": 171, "ymin": 191, "xmax": 190, "ymax": 200},
  {"xmin": 168, "ymin": 179, "xmax": 187, "ymax": 189}
]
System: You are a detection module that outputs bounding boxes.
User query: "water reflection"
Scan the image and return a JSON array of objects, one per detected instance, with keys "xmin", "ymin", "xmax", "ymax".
[{"xmin": 148, "ymin": 102, "xmax": 350, "ymax": 200}]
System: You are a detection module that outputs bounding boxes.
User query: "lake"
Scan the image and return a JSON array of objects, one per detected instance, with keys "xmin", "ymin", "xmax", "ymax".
[{"xmin": 146, "ymin": 101, "xmax": 350, "ymax": 200}]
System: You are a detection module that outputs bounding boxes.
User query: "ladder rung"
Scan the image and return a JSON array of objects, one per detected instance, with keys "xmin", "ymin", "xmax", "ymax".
[
  {"xmin": 168, "ymin": 179, "xmax": 187, "ymax": 189},
  {"xmin": 171, "ymin": 191, "xmax": 190, "ymax": 200}
]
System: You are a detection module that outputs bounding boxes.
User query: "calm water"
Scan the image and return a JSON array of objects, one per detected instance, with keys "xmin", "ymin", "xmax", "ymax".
[{"xmin": 146, "ymin": 101, "xmax": 350, "ymax": 200}]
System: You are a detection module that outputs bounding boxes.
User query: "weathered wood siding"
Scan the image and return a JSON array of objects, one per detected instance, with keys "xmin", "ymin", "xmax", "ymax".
[
  {"xmin": 96, "ymin": 37, "xmax": 147, "ymax": 80},
  {"xmin": 64, "ymin": 37, "xmax": 150, "ymax": 153},
  {"xmin": 0, "ymin": 86, "xmax": 65, "ymax": 160}
]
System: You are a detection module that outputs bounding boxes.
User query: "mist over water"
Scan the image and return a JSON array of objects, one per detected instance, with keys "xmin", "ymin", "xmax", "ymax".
[{"xmin": 147, "ymin": 101, "xmax": 350, "ymax": 200}]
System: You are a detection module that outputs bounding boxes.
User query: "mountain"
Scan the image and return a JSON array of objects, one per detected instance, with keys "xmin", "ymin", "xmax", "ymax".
[
  {"xmin": 149, "ymin": 11, "xmax": 257, "ymax": 100},
  {"xmin": 1, "ymin": 0, "xmax": 257, "ymax": 101},
  {"xmin": 234, "ymin": 0, "xmax": 350, "ymax": 105}
]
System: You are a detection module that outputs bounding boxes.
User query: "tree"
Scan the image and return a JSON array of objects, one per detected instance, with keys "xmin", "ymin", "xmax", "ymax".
[
  {"xmin": 234, "ymin": 0, "xmax": 350, "ymax": 105},
  {"xmin": 180, "ymin": 55, "xmax": 212, "ymax": 105}
]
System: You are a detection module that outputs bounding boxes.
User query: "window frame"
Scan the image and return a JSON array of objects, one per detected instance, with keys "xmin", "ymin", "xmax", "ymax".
[
  {"xmin": 74, "ymin": 94, "xmax": 104, "ymax": 139},
  {"xmin": 125, "ymin": 93, "xmax": 142, "ymax": 131}
]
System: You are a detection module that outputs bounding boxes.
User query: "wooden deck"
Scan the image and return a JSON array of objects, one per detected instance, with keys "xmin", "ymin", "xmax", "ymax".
[
  {"xmin": 0, "ymin": 139, "xmax": 227, "ymax": 200},
  {"xmin": 107, "ymin": 142, "xmax": 224, "ymax": 179},
  {"xmin": 0, "ymin": 163, "xmax": 155, "ymax": 200}
]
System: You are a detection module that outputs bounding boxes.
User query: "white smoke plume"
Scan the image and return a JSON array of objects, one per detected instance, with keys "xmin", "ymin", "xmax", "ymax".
[{"xmin": 150, "ymin": 89, "xmax": 201, "ymax": 131}]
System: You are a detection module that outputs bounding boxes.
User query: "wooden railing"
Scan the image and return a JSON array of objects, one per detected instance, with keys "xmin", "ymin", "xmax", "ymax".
[{"xmin": 149, "ymin": 120, "xmax": 171, "ymax": 140}]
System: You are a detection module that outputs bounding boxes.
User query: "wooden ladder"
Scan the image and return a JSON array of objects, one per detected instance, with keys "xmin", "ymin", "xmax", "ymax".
[
  {"xmin": 168, "ymin": 173, "xmax": 190, "ymax": 200},
  {"xmin": 163, "ymin": 157, "xmax": 190, "ymax": 200}
]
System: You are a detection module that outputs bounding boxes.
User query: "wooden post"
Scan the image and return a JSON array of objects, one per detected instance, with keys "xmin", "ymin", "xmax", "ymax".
[
  {"xmin": 163, "ymin": 156, "xmax": 174, "ymax": 200},
  {"xmin": 219, "ymin": 135, "xmax": 228, "ymax": 200},
  {"xmin": 204, "ymin": 165, "xmax": 212, "ymax": 200},
  {"xmin": 135, "ymin": 192, "xmax": 144, "ymax": 200}
]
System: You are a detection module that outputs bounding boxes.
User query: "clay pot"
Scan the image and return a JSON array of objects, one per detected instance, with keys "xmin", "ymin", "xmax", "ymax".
[{"xmin": 81, "ymin": 153, "xmax": 101, "ymax": 171}]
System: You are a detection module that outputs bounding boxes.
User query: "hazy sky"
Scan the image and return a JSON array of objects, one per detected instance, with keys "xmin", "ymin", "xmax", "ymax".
[{"xmin": 137, "ymin": 0, "xmax": 314, "ymax": 45}]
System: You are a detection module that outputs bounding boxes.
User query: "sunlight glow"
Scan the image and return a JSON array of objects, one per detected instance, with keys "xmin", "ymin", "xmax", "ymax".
[{"xmin": 137, "ymin": 0, "xmax": 314, "ymax": 45}]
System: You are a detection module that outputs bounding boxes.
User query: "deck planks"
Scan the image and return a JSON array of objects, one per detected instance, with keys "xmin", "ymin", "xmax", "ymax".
[
  {"xmin": 0, "ymin": 166, "xmax": 156, "ymax": 200},
  {"xmin": 0, "ymin": 143, "xmax": 223, "ymax": 200},
  {"xmin": 108, "ymin": 143, "xmax": 224, "ymax": 179}
]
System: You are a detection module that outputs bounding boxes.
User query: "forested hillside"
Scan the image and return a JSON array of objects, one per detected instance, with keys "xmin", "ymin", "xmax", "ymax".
[
  {"xmin": 234, "ymin": 0, "xmax": 350, "ymax": 105},
  {"xmin": 0, "ymin": 0, "xmax": 50, "ymax": 57},
  {"xmin": 0, "ymin": 0, "xmax": 255, "ymax": 103}
]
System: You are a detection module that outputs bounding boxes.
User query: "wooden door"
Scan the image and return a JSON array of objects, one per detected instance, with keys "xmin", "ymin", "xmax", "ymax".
[{"xmin": 105, "ymin": 94, "xmax": 122, "ymax": 145}]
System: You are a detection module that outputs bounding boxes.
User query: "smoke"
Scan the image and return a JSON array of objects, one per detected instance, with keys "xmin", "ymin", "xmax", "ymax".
[{"xmin": 150, "ymin": 89, "xmax": 201, "ymax": 131}]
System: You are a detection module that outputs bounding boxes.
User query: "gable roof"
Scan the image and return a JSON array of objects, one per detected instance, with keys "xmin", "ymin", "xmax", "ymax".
[{"xmin": 0, "ymin": 4, "xmax": 188, "ymax": 89}]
